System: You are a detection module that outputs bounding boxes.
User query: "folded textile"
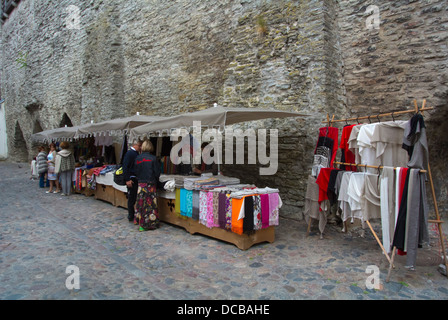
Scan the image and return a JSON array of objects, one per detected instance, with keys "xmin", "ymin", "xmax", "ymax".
[{"xmin": 163, "ymin": 179, "xmax": 176, "ymax": 192}]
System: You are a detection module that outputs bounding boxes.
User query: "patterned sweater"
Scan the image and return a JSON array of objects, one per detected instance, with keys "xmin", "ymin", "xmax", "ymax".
[{"xmin": 57, "ymin": 149, "xmax": 75, "ymax": 173}]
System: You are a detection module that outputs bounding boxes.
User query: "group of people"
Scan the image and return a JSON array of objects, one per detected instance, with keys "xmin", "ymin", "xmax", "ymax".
[
  {"xmin": 32, "ymin": 138, "xmax": 214, "ymax": 232},
  {"xmin": 34, "ymin": 141, "xmax": 76, "ymax": 196}
]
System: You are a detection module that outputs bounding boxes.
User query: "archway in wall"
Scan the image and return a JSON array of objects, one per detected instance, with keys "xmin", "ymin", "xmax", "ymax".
[
  {"xmin": 33, "ymin": 120, "xmax": 43, "ymax": 134},
  {"xmin": 59, "ymin": 113, "xmax": 73, "ymax": 127},
  {"xmin": 31, "ymin": 120, "xmax": 44, "ymax": 149},
  {"xmin": 13, "ymin": 121, "xmax": 29, "ymax": 162}
]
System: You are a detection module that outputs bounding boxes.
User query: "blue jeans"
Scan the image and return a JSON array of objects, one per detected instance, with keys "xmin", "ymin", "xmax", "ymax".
[{"xmin": 39, "ymin": 173, "xmax": 50, "ymax": 188}]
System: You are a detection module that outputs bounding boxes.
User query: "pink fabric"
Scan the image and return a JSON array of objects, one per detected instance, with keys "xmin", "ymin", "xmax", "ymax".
[
  {"xmin": 199, "ymin": 191, "xmax": 208, "ymax": 226},
  {"xmin": 268, "ymin": 193, "xmax": 279, "ymax": 226},
  {"xmin": 206, "ymin": 191, "xmax": 215, "ymax": 228},
  {"xmin": 260, "ymin": 194, "xmax": 270, "ymax": 229}
]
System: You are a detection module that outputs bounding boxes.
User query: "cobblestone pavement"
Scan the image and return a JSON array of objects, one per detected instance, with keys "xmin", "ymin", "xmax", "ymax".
[{"xmin": 1, "ymin": 162, "xmax": 447, "ymax": 301}]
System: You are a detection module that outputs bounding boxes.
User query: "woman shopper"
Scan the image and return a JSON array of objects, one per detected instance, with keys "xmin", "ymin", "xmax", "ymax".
[
  {"xmin": 134, "ymin": 140, "xmax": 161, "ymax": 231},
  {"xmin": 36, "ymin": 146, "xmax": 50, "ymax": 188},
  {"xmin": 56, "ymin": 141, "xmax": 76, "ymax": 196},
  {"xmin": 47, "ymin": 143, "xmax": 61, "ymax": 193}
]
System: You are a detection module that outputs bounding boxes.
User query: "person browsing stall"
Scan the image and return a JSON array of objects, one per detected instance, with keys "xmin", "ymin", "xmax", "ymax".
[
  {"xmin": 134, "ymin": 140, "xmax": 161, "ymax": 231},
  {"xmin": 46, "ymin": 143, "xmax": 61, "ymax": 194},
  {"xmin": 36, "ymin": 146, "xmax": 49, "ymax": 188},
  {"xmin": 122, "ymin": 139, "xmax": 142, "ymax": 222},
  {"xmin": 55, "ymin": 141, "xmax": 76, "ymax": 196}
]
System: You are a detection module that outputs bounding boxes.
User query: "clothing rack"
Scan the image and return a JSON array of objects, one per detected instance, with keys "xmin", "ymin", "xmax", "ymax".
[
  {"xmin": 323, "ymin": 99, "xmax": 434, "ymax": 127},
  {"xmin": 320, "ymin": 100, "xmax": 447, "ymax": 281},
  {"xmin": 333, "ymin": 162, "xmax": 427, "ymax": 174}
]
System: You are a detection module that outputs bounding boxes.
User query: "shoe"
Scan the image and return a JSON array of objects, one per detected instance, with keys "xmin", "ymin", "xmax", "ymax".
[
  {"xmin": 60, "ymin": 193, "xmax": 66, "ymax": 196},
  {"xmin": 46, "ymin": 191, "xmax": 52, "ymax": 194},
  {"xmin": 54, "ymin": 190, "xmax": 60, "ymax": 193},
  {"xmin": 139, "ymin": 226, "xmax": 146, "ymax": 232}
]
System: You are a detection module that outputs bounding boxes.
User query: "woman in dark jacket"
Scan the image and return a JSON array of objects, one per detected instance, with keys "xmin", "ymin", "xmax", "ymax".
[{"xmin": 134, "ymin": 140, "xmax": 161, "ymax": 231}]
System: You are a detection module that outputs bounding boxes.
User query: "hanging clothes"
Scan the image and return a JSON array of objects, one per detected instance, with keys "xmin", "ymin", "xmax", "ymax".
[
  {"xmin": 304, "ymin": 175, "xmax": 327, "ymax": 234},
  {"xmin": 316, "ymin": 167, "xmax": 333, "ymax": 204},
  {"xmin": 356, "ymin": 123, "xmax": 381, "ymax": 172},
  {"xmin": 392, "ymin": 168, "xmax": 410, "ymax": 255},
  {"xmin": 402, "ymin": 113, "xmax": 429, "ymax": 170},
  {"xmin": 370, "ymin": 121, "xmax": 408, "ymax": 168},
  {"xmin": 327, "ymin": 169, "xmax": 341, "ymax": 206},
  {"xmin": 348, "ymin": 124, "xmax": 364, "ymax": 164},
  {"xmin": 338, "ymin": 171, "xmax": 353, "ymax": 223},
  {"xmin": 311, "ymin": 127, "xmax": 339, "ymax": 177},
  {"xmin": 404, "ymin": 169, "xmax": 429, "ymax": 268},
  {"xmin": 347, "ymin": 172, "xmax": 368, "ymax": 223},
  {"xmin": 339, "ymin": 124, "xmax": 358, "ymax": 171},
  {"xmin": 380, "ymin": 166, "xmax": 395, "ymax": 254}
]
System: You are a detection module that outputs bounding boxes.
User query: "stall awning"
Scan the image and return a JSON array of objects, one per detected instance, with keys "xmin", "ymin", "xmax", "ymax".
[
  {"xmin": 76, "ymin": 114, "xmax": 166, "ymax": 138},
  {"xmin": 31, "ymin": 114, "xmax": 167, "ymax": 143},
  {"xmin": 31, "ymin": 126, "xmax": 80, "ymax": 143},
  {"xmin": 129, "ymin": 106, "xmax": 309, "ymax": 139}
]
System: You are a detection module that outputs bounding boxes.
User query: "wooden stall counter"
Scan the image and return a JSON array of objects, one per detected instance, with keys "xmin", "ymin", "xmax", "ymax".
[
  {"xmin": 92, "ymin": 183, "xmax": 275, "ymax": 250},
  {"xmin": 157, "ymin": 197, "xmax": 275, "ymax": 250}
]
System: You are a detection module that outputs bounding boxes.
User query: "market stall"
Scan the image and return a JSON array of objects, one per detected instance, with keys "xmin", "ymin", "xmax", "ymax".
[
  {"xmin": 31, "ymin": 107, "xmax": 308, "ymax": 250},
  {"xmin": 125, "ymin": 105, "xmax": 308, "ymax": 249}
]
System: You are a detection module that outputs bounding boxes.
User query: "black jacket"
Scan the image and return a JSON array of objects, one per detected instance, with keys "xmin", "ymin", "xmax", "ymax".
[
  {"xmin": 122, "ymin": 148, "xmax": 139, "ymax": 182},
  {"xmin": 134, "ymin": 152, "xmax": 161, "ymax": 184}
]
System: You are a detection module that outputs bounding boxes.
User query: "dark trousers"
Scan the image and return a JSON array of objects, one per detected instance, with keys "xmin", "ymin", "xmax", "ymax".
[
  {"xmin": 127, "ymin": 177, "xmax": 138, "ymax": 220},
  {"xmin": 39, "ymin": 173, "xmax": 50, "ymax": 188}
]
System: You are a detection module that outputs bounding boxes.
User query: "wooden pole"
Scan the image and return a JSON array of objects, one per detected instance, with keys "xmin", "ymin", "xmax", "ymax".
[
  {"xmin": 426, "ymin": 162, "xmax": 448, "ymax": 274},
  {"xmin": 386, "ymin": 246, "xmax": 397, "ymax": 283},
  {"xmin": 306, "ymin": 216, "xmax": 312, "ymax": 236},
  {"xmin": 366, "ymin": 220, "xmax": 393, "ymax": 265},
  {"xmin": 321, "ymin": 106, "xmax": 434, "ymax": 124},
  {"xmin": 333, "ymin": 162, "xmax": 427, "ymax": 174}
]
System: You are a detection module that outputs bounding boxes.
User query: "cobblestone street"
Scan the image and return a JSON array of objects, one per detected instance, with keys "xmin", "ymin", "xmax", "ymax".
[{"xmin": 1, "ymin": 162, "xmax": 447, "ymax": 301}]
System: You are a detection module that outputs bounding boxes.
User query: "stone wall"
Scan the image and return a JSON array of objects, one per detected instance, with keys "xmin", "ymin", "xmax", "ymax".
[{"xmin": 1, "ymin": 0, "xmax": 446, "ymax": 218}]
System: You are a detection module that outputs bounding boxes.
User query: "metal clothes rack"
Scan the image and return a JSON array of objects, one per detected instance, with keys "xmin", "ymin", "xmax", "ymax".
[{"xmin": 320, "ymin": 100, "xmax": 447, "ymax": 281}]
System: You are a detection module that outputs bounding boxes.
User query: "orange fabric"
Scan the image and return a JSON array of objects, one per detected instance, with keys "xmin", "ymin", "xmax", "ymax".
[{"xmin": 231, "ymin": 198, "xmax": 244, "ymax": 235}]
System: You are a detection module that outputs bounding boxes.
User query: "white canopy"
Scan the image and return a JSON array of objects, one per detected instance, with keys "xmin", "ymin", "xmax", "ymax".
[
  {"xmin": 31, "ymin": 114, "xmax": 166, "ymax": 142},
  {"xmin": 129, "ymin": 106, "xmax": 309, "ymax": 139},
  {"xmin": 76, "ymin": 114, "xmax": 166, "ymax": 138}
]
